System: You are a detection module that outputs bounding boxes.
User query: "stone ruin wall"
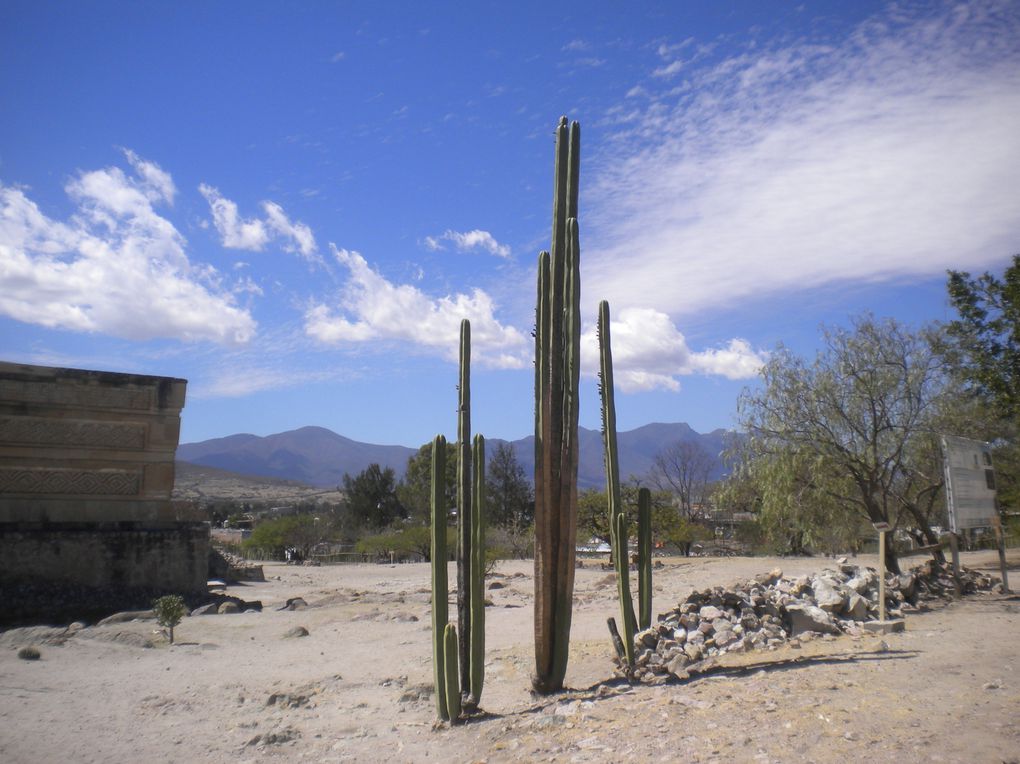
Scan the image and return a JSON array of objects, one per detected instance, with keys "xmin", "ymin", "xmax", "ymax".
[{"xmin": 0, "ymin": 361, "xmax": 207, "ymax": 623}]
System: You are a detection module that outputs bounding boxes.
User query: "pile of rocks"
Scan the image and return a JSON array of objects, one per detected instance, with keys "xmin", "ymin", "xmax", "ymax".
[
  {"xmin": 628, "ymin": 559, "xmax": 999, "ymax": 683},
  {"xmin": 208, "ymin": 547, "xmax": 265, "ymax": 582}
]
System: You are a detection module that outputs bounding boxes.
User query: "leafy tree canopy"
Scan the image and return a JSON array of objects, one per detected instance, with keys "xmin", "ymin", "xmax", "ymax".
[
  {"xmin": 397, "ymin": 440, "xmax": 457, "ymax": 525},
  {"xmin": 729, "ymin": 315, "xmax": 956, "ymax": 572},
  {"xmin": 485, "ymin": 442, "xmax": 534, "ymax": 530},
  {"xmin": 947, "ymin": 255, "xmax": 1020, "ymax": 419},
  {"xmin": 342, "ymin": 463, "xmax": 405, "ymax": 529}
]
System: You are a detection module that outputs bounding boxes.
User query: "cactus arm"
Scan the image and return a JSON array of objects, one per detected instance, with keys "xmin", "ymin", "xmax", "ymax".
[
  {"xmin": 638, "ymin": 487, "xmax": 652, "ymax": 631},
  {"xmin": 469, "ymin": 434, "xmax": 486, "ymax": 706},
  {"xmin": 599, "ymin": 300, "xmax": 636, "ymax": 669},
  {"xmin": 443, "ymin": 623, "xmax": 461, "ymax": 723},
  {"xmin": 430, "ymin": 435, "xmax": 449, "ymax": 719}
]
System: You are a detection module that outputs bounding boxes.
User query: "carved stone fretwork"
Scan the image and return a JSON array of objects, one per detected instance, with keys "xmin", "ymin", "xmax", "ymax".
[
  {"xmin": 0, "ymin": 467, "xmax": 141, "ymax": 496},
  {"xmin": 0, "ymin": 379, "xmax": 152, "ymax": 410},
  {"xmin": 0, "ymin": 417, "xmax": 146, "ymax": 450}
]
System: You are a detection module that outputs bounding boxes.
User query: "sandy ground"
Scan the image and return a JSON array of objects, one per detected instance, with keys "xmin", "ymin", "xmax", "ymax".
[{"xmin": 1, "ymin": 550, "xmax": 1018, "ymax": 763}]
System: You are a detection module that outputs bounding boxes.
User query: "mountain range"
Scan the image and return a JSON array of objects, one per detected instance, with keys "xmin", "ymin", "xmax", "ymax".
[{"xmin": 175, "ymin": 422, "xmax": 733, "ymax": 490}]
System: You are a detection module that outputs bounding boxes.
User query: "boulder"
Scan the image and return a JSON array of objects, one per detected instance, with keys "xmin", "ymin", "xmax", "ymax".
[
  {"xmin": 843, "ymin": 592, "xmax": 869, "ymax": 621},
  {"xmin": 699, "ymin": 605, "xmax": 724, "ymax": 621},
  {"xmin": 786, "ymin": 604, "xmax": 840, "ymax": 636},
  {"xmin": 811, "ymin": 577, "xmax": 846, "ymax": 612}
]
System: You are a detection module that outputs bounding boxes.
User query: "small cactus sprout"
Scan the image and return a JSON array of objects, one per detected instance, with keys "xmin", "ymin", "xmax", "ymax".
[{"xmin": 153, "ymin": 594, "xmax": 187, "ymax": 644}]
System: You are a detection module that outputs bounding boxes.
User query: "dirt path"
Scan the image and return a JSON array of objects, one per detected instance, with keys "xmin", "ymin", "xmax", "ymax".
[{"xmin": 1, "ymin": 551, "xmax": 1017, "ymax": 762}]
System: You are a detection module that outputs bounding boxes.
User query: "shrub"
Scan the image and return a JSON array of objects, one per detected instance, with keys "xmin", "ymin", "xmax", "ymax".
[{"xmin": 153, "ymin": 594, "xmax": 187, "ymax": 644}]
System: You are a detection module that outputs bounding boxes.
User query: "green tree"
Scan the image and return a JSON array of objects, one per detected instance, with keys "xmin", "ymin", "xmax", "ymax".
[
  {"xmin": 356, "ymin": 525, "xmax": 451, "ymax": 561},
  {"xmin": 397, "ymin": 441, "xmax": 457, "ymax": 525},
  {"xmin": 577, "ymin": 487, "xmax": 614, "ymax": 550},
  {"xmin": 485, "ymin": 442, "xmax": 534, "ymax": 529},
  {"xmin": 245, "ymin": 514, "xmax": 324, "ymax": 558},
  {"xmin": 946, "ymin": 256, "xmax": 1020, "ymax": 510},
  {"xmin": 732, "ymin": 315, "xmax": 954, "ymax": 573},
  {"xmin": 342, "ymin": 464, "xmax": 405, "ymax": 529},
  {"xmin": 947, "ymin": 256, "xmax": 1020, "ymax": 418}
]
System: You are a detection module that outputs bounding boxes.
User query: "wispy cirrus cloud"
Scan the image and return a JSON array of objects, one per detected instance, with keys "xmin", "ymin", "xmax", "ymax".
[
  {"xmin": 0, "ymin": 151, "xmax": 255, "ymax": 344},
  {"xmin": 424, "ymin": 228, "xmax": 511, "ymax": 259},
  {"xmin": 581, "ymin": 307, "xmax": 765, "ymax": 392},
  {"xmin": 587, "ymin": 0, "xmax": 1020, "ymax": 319},
  {"xmin": 305, "ymin": 244, "xmax": 528, "ymax": 368},
  {"xmin": 199, "ymin": 184, "xmax": 319, "ymax": 263}
]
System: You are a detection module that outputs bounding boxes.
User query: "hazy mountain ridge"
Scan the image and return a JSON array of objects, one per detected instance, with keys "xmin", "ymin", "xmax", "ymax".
[{"xmin": 176, "ymin": 422, "xmax": 734, "ymax": 490}]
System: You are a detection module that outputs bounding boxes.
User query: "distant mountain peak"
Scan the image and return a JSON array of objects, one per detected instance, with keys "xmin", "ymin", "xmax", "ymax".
[{"xmin": 176, "ymin": 422, "xmax": 731, "ymax": 489}]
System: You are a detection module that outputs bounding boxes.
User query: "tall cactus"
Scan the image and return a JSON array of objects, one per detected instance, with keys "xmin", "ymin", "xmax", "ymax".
[
  {"xmin": 430, "ymin": 435, "xmax": 452, "ymax": 720},
  {"xmin": 533, "ymin": 116, "xmax": 582, "ymax": 694},
  {"xmin": 469, "ymin": 434, "xmax": 485, "ymax": 706},
  {"xmin": 456, "ymin": 319, "xmax": 474, "ymax": 708},
  {"xmin": 598, "ymin": 300, "xmax": 637, "ymax": 670},
  {"xmin": 637, "ymin": 487, "xmax": 652, "ymax": 631},
  {"xmin": 454, "ymin": 319, "xmax": 486, "ymax": 711}
]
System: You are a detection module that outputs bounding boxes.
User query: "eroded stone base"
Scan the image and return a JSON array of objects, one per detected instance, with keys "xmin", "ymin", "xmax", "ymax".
[{"xmin": 0, "ymin": 521, "xmax": 209, "ymax": 625}]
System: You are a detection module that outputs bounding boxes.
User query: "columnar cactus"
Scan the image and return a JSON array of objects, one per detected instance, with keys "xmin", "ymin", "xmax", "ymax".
[
  {"xmin": 456, "ymin": 319, "xmax": 474, "ymax": 707},
  {"xmin": 533, "ymin": 116, "xmax": 581, "ymax": 694},
  {"xmin": 638, "ymin": 487, "xmax": 652, "ymax": 631},
  {"xmin": 598, "ymin": 300, "xmax": 637, "ymax": 670},
  {"xmin": 469, "ymin": 434, "xmax": 486, "ymax": 706},
  {"xmin": 430, "ymin": 435, "xmax": 452, "ymax": 720}
]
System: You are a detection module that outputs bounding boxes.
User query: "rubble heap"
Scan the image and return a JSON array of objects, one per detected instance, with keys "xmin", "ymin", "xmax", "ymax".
[
  {"xmin": 627, "ymin": 559, "xmax": 999, "ymax": 684},
  {"xmin": 209, "ymin": 547, "xmax": 266, "ymax": 582}
]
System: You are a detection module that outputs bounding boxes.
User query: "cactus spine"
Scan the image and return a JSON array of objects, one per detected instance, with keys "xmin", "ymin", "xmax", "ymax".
[
  {"xmin": 637, "ymin": 487, "xmax": 652, "ymax": 631},
  {"xmin": 469, "ymin": 434, "xmax": 485, "ymax": 705},
  {"xmin": 598, "ymin": 300, "xmax": 637, "ymax": 670},
  {"xmin": 430, "ymin": 435, "xmax": 452, "ymax": 720},
  {"xmin": 533, "ymin": 116, "xmax": 581, "ymax": 694}
]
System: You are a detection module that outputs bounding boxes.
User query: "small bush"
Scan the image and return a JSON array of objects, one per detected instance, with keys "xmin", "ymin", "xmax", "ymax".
[
  {"xmin": 17, "ymin": 646, "xmax": 41, "ymax": 661},
  {"xmin": 153, "ymin": 594, "xmax": 187, "ymax": 644}
]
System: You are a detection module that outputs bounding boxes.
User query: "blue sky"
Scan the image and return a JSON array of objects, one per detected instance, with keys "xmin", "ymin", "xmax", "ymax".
[{"xmin": 2, "ymin": 1, "xmax": 1018, "ymax": 448}]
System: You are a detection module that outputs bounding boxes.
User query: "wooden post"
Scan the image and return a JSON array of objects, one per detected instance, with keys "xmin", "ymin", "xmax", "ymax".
[
  {"xmin": 878, "ymin": 530, "xmax": 886, "ymax": 623},
  {"xmin": 948, "ymin": 532, "xmax": 962, "ymax": 597},
  {"xmin": 991, "ymin": 517, "xmax": 1011, "ymax": 594}
]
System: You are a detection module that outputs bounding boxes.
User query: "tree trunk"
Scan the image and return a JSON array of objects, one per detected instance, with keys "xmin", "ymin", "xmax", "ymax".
[{"xmin": 903, "ymin": 502, "xmax": 947, "ymax": 564}]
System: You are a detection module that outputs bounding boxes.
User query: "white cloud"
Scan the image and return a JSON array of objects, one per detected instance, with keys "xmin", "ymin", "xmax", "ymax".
[
  {"xmin": 199, "ymin": 184, "xmax": 269, "ymax": 250},
  {"xmin": 122, "ymin": 149, "xmax": 176, "ymax": 204},
  {"xmin": 651, "ymin": 60, "xmax": 683, "ymax": 77},
  {"xmin": 0, "ymin": 156, "xmax": 255, "ymax": 344},
  {"xmin": 424, "ymin": 228, "xmax": 511, "ymax": 259},
  {"xmin": 262, "ymin": 201, "xmax": 317, "ymax": 259},
  {"xmin": 199, "ymin": 185, "xmax": 319, "ymax": 263},
  {"xmin": 587, "ymin": 1, "xmax": 1020, "ymax": 319},
  {"xmin": 305, "ymin": 244, "xmax": 528, "ymax": 368},
  {"xmin": 580, "ymin": 307, "xmax": 765, "ymax": 393}
]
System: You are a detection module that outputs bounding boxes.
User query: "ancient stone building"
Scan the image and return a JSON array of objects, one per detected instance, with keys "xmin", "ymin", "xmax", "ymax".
[{"xmin": 0, "ymin": 361, "xmax": 207, "ymax": 624}]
